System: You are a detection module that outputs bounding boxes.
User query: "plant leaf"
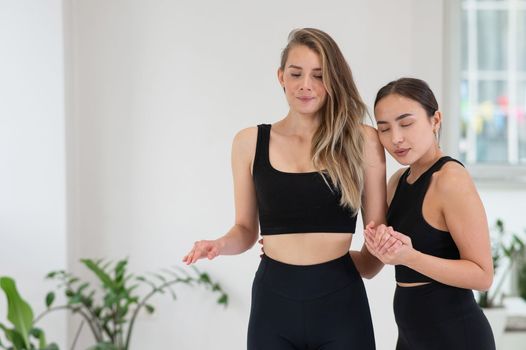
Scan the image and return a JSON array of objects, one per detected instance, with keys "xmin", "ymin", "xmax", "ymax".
[
  {"xmin": 0, "ymin": 277, "xmax": 34, "ymax": 349},
  {"xmin": 144, "ymin": 304, "xmax": 155, "ymax": 314},
  {"xmin": 88, "ymin": 342, "xmax": 119, "ymax": 350},
  {"xmin": 0, "ymin": 323, "xmax": 15, "ymax": 343},
  {"xmin": 30, "ymin": 327, "xmax": 47, "ymax": 348},
  {"xmin": 45, "ymin": 292, "xmax": 55, "ymax": 308},
  {"xmin": 44, "ymin": 343, "xmax": 60, "ymax": 350},
  {"xmin": 81, "ymin": 259, "xmax": 116, "ymax": 290},
  {"xmin": 136, "ymin": 276, "xmax": 157, "ymax": 291},
  {"xmin": 217, "ymin": 294, "xmax": 228, "ymax": 306},
  {"xmin": 0, "ymin": 323, "xmax": 26, "ymax": 349}
]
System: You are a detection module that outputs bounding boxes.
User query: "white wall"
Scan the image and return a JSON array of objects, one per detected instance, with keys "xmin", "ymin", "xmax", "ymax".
[
  {"xmin": 3, "ymin": 0, "xmax": 524, "ymax": 349},
  {"xmin": 2, "ymin": 0, "xmax": 523, "ymax": 349},
  {"xmin": 64, "ymin": 1, "xmax": 453, "ymax": 349},
  {"xmin": 0, "ymin": 0, "xmax": 66, "ymax": 348}
]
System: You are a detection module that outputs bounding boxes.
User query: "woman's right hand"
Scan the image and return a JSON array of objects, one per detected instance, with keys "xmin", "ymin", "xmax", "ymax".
[
  {"xmin": 258, "ymin": 238, "xmax": 264, "ymax": 257},
  {"xmin": 364, "ymin": 224, "xmax": 404, "ymax": 265},
  {"xmin": 183, "ymin": 239, "xmax": 224, "ymax": 265}
]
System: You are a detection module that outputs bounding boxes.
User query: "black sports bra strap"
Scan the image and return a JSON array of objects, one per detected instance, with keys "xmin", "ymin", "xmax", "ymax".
[
  {"xmin": 421, "ymin": 156, "xmax": 464, "ymax": 184},
  {"xmin": 429, "ymin": 156, "xmax": 464, "ymax": 173},
  {"xmin": 254, "ymin": 124, "xmax": 271, "ymax": 171},
  {"xmin": 415, "ymin": 156, "xmax": 465, "ymax": 201}
]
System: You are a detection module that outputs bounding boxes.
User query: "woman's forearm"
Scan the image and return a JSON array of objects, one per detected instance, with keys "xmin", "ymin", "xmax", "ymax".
[
  {"xmin": 404, "ymin": 250, "xmax": 493, "ymax": 291},
  {"xmin": 350, "ymin": 246, "xmax": 384, "ymax": 279},
  {"xmin": 217, "ymin": 224, "xmax": 259, "ymax": 255}
]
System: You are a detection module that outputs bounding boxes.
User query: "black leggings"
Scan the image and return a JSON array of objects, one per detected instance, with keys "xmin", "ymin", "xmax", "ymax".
[
  {"xmin": 394, "ymin": 282, "xmax": 495, "ymax": 350},
  {"xmin": 247, "ymin": 253, "xmax": 375, "ymax": 350}
]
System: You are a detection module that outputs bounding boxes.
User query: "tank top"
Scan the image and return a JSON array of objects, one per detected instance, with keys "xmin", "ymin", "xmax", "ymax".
[
  {"xmin": 252, "ymin": 124, "xmax": 358, "ymax": 235},
  {"xmin": 387, "ymin": 156, "xmax": 462, "ymax": 283}
]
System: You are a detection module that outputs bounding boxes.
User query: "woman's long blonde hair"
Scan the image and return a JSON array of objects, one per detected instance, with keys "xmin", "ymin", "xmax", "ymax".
[{"xmin": 280, "ymin": 28, "xmax": 366, "ymax": 212}]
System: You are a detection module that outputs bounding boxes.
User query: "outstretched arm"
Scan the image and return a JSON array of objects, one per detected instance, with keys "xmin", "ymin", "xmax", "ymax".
[{"xmin": 183, "ymin": 127, "xmax": 260, "ymax": 264}]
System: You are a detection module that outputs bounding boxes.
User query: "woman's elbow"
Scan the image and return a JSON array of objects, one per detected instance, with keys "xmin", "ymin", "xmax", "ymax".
[
  {"xmin": 360, "ymin": 261, "xmax": 384, "ymax": 280},
  {"xmin": 362, "ymin": 271, "xmax": 379, "ymax": 280},
  {"xmin": 476, "ymin": 272, "xmax": 493, "ymax": 292}
]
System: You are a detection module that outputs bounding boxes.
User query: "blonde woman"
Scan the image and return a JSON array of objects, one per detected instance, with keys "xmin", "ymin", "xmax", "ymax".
[{"xmin": 183, "ymin": 28, "xmax": 386, "ymax": 349}]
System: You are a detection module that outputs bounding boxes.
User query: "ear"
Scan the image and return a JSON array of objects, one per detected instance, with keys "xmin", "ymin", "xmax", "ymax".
[
  {"xmin": 432, "ymin": 110, "xmax": 442, "ymax": 132},
  {"xmin": 277, "ymin": 68, "xmax": 285, "ymax": 88}
]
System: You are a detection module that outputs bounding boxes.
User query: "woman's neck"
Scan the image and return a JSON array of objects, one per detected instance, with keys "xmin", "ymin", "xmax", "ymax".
[
  {"xmin": 278, "ymin": 112, "xmax": 320, "ymax": 137},
  {"xmin": 409, "ymin": 147, "xmax": 444, "ymax": 180}
]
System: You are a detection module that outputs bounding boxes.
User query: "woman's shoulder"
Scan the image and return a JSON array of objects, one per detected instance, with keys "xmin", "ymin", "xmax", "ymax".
[
  {"xmin": 360, "ymin": 124, "xmax": 379, "ymax": 139},
  {"xmin": 433, "ymin": 158, "xmax": 475, "ymax": 197},
  {"xmin": 360, "ymin": 124, "xmax": 383, "ymax": 151},
  {"xmin": 233, "ymin": 126, "xmax": 258, "ymax": 142},
  {"xmin": 232, "ymin": 126, "xmax": 259, "ymax": 160}
]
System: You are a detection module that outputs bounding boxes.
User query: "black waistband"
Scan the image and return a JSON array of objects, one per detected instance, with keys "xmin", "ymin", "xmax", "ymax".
[
  {"xmin": 394, "ymin": 282, "xmax": 479, "ymax": 327},
  {"xmin": 255, "ymin": 253, "xmax": 362, "ymax": 300}
]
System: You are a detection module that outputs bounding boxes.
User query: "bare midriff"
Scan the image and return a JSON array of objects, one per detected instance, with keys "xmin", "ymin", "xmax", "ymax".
[
  {"xmin": 262, "ymin": 232, "xmax": 353, "ymax": 265},
  {"xmin": 397, "ymin": 282, "xmax": 431, "ymax": 287}
]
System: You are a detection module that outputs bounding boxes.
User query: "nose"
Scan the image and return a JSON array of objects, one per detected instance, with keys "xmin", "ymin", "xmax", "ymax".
[
  {"xmin": 300, "ymin": 75, "xmax": 312, "ymax": 91},
  {"xmin": 391, "ymin": 128, "xmax": 403, "ymax": 145}
]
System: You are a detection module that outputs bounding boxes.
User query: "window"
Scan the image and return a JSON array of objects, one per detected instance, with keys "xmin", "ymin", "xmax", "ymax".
[
  {"xmin": 459, "ymin": 0, "xmax": 526, "ymax": 170},
  {"xmin": 446, "ymin": 0, "xmax": 526, "ymax": 183}
]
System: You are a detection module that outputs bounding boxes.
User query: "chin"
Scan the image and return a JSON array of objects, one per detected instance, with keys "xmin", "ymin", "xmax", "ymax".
[
  {"xmin": 293, "ymin": 103, "xmax": 322, "ymax": 114},
  {"xmin": 390, "ymin": 153, "xmax": 414, "ymax": 166},
  {"xmin": 297, "ymin": 108, "xmax": 321, "ymax": 116}
]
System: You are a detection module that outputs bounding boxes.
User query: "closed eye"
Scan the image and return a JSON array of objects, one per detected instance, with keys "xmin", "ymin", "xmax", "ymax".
[
  {"xmin": 379, "ymin": 128, "xmax": 390, "ymax": 133},
  {"xmin": 400, "ymin": 123, "xmax": 413, "ymax": 128}
]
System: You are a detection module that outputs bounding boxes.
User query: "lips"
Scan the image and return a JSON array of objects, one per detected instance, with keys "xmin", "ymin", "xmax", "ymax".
[
  {"xmin": 297, "ymin": 96, "xmax": 315, "ymax": 102},
  {"xmin": 394, "ymin": 148, "xmax": 409, "ymax": 157}
]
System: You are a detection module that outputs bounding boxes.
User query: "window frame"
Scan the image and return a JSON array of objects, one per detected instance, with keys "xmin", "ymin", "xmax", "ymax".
[{"xmin": 443, "ymin": 0, "xmax": 526, "ymax": 187}]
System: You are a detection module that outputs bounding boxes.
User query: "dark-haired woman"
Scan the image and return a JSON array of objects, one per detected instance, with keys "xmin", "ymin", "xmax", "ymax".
[{"xmin": 365, "ymin": 77, "xmax": 496, "ymax": 350}]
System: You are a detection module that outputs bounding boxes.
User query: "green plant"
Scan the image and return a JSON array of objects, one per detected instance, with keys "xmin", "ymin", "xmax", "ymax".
[
  {"xmin": 478, "ymin": 219, "xmax": 526, "ymax": 308},
  {"xmin": 36, "ymin": 259, "xmax": 227, "ymax": 350},
  {"xmin": 519, "ymin": 263, "xmax": 526, "ymax": 301},
  {"xmin": 0, "ymin": 277, "xmax": 59, "ymax": 350}
]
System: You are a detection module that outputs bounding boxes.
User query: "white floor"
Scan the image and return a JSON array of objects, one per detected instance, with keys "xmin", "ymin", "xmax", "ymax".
[{"xmin": 501, "ymin": 298, "xmax": 526, "ymax": 350}]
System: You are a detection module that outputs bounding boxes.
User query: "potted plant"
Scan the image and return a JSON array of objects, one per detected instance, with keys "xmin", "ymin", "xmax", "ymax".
[
  {"xmin": 479, "ymin": 219, "xmax": 526, "ymax": 307},
  {"xmin": 0, "ymin": 277, "xmax": 59, "ymax": 350},
  {"xmin": 36, "ymin": 258, "xmax": 228, "ymax": 350},
  {"xmin": 2, "ymin": 259, "xmax": 228, "ymax": 350},
  {"xmin": 479, "ymin": 219, "xmax": 525, "ymax": 346}
]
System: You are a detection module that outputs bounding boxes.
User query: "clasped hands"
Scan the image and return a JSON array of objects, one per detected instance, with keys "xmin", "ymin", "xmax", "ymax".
[{"xmin": 363, "ymin": 222, "xmax": 415, "ymax": 266}]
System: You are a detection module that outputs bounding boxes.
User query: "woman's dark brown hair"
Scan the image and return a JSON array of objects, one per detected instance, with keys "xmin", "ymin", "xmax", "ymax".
[{"xmin": 374, "ymin": 77, "xmax": 438, "ymax": 117}]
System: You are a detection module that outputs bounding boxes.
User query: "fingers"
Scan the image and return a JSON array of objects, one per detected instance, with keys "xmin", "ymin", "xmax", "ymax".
[
  {"xmin": 364, "ymin": 239, "xmax": 379, "ymax": 259},
  {"xmin": 374, "ymin": 225, "xmax": 390, "ymax": 248},
  {"xmin": 377, "ymin": 226, "xmax": 394, "ymax": 252},
  {"xmin": 207, "ymin": 246, "xmax": 219, "ymax": 260},
  {"xmin": 373, "ymin": 224, "xmax": 388, "ymax": 246},
  {"xmin": 388, "ymin": 240, "xmax": 403, "ymax": 254},
  {"xmin": 258, "ymin": 238, "xmax": 264, "ymax": 257},
  {"xmin": 390, "ymin": 230, "xmax": 412, "ymax": 246},
  {"xmin": 364, "ymin": 229, "xmax": 377, "ymax": 251},
  {"xmin": 365, "ymin": 221, "xmax": 376, "ymax": 230},
  {"xmin": 183, "ymin": 240, "xmax": 216, "ymax": 265},
  {"xmin": 379, "ymin": 235, "xmax": 399, "ymax": 255}
]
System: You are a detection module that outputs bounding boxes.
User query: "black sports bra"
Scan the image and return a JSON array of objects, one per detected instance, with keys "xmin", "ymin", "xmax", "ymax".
[
  {"xmin": 252, "ymin": 124, "xmax": 358, "ymax": 235},
  {"xmin": 387, "ymin": 156, "xmax": 462, "ymax": 283}
]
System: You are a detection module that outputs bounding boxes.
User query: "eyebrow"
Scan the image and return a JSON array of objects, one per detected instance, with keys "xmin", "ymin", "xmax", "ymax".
[
  {"xmin": 376, "ymin": 113, "xmax": 414, "ymax": 124},
  {"xmin": 288, "ymin": 64, "xmax": 322, "ymax": 71}
]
